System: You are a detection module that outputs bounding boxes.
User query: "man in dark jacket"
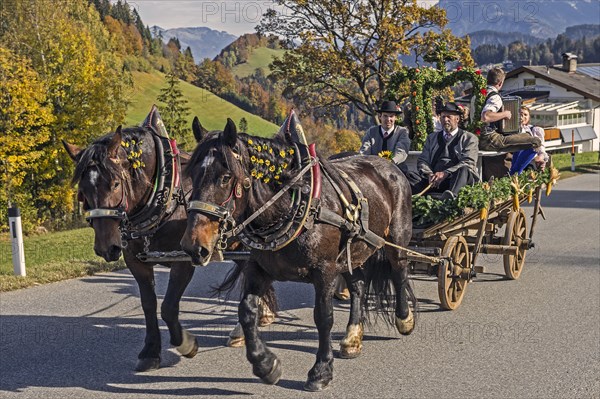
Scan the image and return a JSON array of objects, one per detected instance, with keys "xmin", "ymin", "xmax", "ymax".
[
  {"xmin": 411, "ymin": 102, "xmax": 479, "ymax": 199},
  {"xmin": 359, "ymin": 100, "xmax": 411, "ymax": 174}
]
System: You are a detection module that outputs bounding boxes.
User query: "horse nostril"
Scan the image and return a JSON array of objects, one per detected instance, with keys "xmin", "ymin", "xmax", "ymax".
[{"xmin": 200, "ymin": 246, "xmax": 210, "ymax": 260}]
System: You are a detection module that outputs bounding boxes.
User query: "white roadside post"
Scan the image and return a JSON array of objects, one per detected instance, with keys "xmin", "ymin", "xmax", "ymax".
[
  {"xmin": 571, "ymin": 129, "xmax": 576, "ymax": 172},
  {"xmin": 8, "ymin": 206, "xmax": 26, "ymax": 276}
]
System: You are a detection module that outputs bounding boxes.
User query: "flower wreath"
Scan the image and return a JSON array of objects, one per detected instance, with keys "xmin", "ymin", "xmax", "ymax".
[{"xmin": 387, "ymin": 66, "xmax": 487, "ymax": 150}]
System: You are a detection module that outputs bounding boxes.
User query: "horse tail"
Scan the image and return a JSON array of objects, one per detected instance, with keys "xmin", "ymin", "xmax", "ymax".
[
  {"xmin": 211, "ymin": 261, "xmax": 279, "ymax": 314},
  {"xmin": 363, "ymin": 248, "xmax": 418, "ymax": 328}
]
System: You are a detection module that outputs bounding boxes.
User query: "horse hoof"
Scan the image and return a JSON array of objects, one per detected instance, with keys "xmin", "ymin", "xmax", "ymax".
[
  {"xmin": 176, "ymin": 330, "xmax": 198, "ymax": 358},
  {"xmin": 227, "ymin": 335, "xmax": 245, "ymax": 347},
  {"xmin": 227, "ymin": 323, "xmax": 245, "ymax": 347},
  {"xmin": 183, "ymin": 337, "xmax": 198, "ymax": 358},
  {"xmin": 258, "ymin": 298, "xmax": 276, "ymax": 327},
  {"xmin": 339, "ymin": 346, "xmax": 362, "ymax": 359},
  {"xmin": 259, "ymin": 314, "xmax": 275, "ymax": 327},
  {"xmin": 339, "ymin": 324, "xmax": 363, "ymax": 359},
  {"xmin": 135, "ymin": 357, "xmax": 160, "ymax": 372},
  {"xmin": 303, "ymin": 378, "xmax": 331, "ymax": 392},
  {"xmin": 333, "ymin": 288, "xmax": 350, "ymax": 301},
  {"xmin": 395, "ymin": 309, "xmax": 415, "ymax": 336},
  {"xmin": 260, "ymin": 358, "xmax": 282, "ymax": 385}
]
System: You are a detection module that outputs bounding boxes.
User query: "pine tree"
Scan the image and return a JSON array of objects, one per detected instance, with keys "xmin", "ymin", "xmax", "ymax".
[
  {"xmin": 239, "ymin": 117, "xmax": 248, "ymax": 133},
  {"xmin": 157, "ymin": 71, "xmax": 191, "ymax": 148}
]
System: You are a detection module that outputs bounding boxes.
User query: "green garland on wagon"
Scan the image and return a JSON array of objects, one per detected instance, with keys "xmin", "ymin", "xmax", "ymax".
[
  {"xmin": 412, "ymin": 166, "xmax": 560, "ymax": 226},
  {"xmin": 387, "ymin": 66, "xmax": 487, "ymax": 150}
]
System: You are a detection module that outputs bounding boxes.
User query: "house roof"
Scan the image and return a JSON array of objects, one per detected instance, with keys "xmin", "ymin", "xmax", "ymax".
[{"xmin": 505, "ymin": 64, "xmax": 600, "ymax": 102}]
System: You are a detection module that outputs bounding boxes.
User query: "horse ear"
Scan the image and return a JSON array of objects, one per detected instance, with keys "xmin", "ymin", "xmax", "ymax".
[
  {"xmin": 108, "ymin": 126, "xmax": 123, "ymax": 159},
  {"xmin": 62, "ymin": 140, "xmax": 83, "ymax": 161},
  {"xmin": 222, "ymin": 118, "xmax": 238, "ymax": 147},
  {"xmin": 192, "ymin": 116, "xmax": 208, "ymax": 143}
]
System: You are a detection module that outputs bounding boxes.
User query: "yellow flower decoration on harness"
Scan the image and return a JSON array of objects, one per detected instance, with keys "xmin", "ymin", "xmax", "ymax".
[{"xmin": 122, "ymin": 139, "xmax": 145, "ymax": 169}]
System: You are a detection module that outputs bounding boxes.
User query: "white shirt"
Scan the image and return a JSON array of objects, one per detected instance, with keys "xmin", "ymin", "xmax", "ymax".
[
  {"xmin": 444, "ymin": 127, "xmax": 459, "ymax": 140},
  {"xmin": 481, "ymin": 85, "xmax": 502, "ymax": 115},
  {"xmin": 380, "ymin": 126, "xmax": 394, "ymax": 138}
]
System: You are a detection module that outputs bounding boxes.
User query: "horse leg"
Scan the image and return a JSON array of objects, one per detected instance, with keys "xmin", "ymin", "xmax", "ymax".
[
  {"xmin": 228, "ymin": 283, "xmax": 277, "ymax": 348},
  {"xmin": 160, "ymin": 264, "xmax": 197, "ymax": 358},
  {"xmin": 239, "ymin": 261, "xmax": 282, "ymax": 384},
  {"xmin": 339, "ymin": 269, "xmax": 365, "ymax": 359},
  {"xmin": 387, "ymin": 251, "xmax": 415, "ymax": 335},
  {"xmin": 125, "ymin": 256, "xmax": 162, "ymax": 371},
  {"xmin": 305, "ymin": 271, "xmax": 335, "ymax": 392}
]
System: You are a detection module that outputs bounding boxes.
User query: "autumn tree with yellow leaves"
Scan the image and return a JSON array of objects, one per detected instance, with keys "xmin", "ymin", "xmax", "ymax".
[{"xmin": 0, "ymin": 0, "xmax": 129, "ymax": 231}]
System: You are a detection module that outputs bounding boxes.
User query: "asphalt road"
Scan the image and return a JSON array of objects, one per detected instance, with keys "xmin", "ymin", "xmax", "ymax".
[{"xmin": 1, "ymin": 173, "xmax": 598, "ymax": 399}]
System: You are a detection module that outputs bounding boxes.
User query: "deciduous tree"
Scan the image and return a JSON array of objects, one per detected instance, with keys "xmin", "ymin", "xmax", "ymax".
[{"xmin": 258, "ymin": 0, "xmax": 472, "ymax": 123}]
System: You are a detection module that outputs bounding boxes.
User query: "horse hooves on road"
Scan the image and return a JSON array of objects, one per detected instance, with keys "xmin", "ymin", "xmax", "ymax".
[
  {"xmin": 182, "ymin": 337, "xmax": 199, "ymax": 358},
  {"xmin": 338, "ymin": 347, "xmax": 362, "ymax": 359},
  {"xmin": 303, "ymin": 378, "xmax": 331, "ymax": 392},
  {"xmin": 135, "ymin": 357, "xmax": 160, "ymax": 372},
  {"xmin": 260, "ymin": 358, "xmax": 282, "ymax": 385}
]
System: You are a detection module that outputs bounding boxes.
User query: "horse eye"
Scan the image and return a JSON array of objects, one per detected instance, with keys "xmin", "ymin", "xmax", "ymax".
[
  {"xmin": 221, "ymin": 174, "xmax": 232, "ymax": 187},
  {"xmin": 113, "ymin": 181, "xmax": 120, "ymax": 190}
]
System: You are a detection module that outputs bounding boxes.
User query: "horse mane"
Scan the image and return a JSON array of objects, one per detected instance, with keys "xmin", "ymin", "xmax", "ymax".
[{"xmin": 72, "ymin": 126, "xmax": 150, "ymax": 186}]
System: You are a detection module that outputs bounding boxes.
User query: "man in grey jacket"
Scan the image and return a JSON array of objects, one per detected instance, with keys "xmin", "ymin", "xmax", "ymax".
[
  {"xmin": 411, "ymin": 102, "xmax": 479, "ymax": 199},
  {"xmin": 359, "ymin": 100, "xmax": 411, "ymax": 174}
]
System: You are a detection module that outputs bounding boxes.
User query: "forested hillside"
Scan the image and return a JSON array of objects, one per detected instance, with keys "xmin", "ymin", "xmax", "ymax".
[
  {"xmin": 0, "ymin": 0, "xmax": 276, "ymax": 233},
  {"xmin": 472, "ymin": 24, "xmax": 600, "ymax": 66}
]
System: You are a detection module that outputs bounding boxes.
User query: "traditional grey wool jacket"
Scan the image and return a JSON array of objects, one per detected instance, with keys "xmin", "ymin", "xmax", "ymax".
[
  {"xmin": 359, "ymin": 125, "xmax": 411, "ymax": 172},
  {"xmin": 417, "ymin": 129, "xmax": 479, "ymax": 178}
]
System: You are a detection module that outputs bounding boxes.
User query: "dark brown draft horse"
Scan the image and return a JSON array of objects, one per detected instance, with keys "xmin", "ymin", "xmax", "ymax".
[
  {"xmin": 63, "ymin": 107, "xmax": 275, "ymax": 372},
  {"xmin": 181, "ymin": 116, "xmax": 415, "ymax": 391}
]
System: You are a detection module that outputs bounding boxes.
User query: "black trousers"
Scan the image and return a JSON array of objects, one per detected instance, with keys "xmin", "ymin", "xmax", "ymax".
[{"xmin": 410, "ymin": 166, "xmax": 477, "ymax": 196}]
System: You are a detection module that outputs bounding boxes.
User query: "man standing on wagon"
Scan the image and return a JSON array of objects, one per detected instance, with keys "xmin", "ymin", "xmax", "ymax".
[
  {"xmin": 411, "ymin": 102, "xmax": 479, "ymax": 200},
  {"xmin": 359, "ymin": 100, "xmax": 411, "ymax": 175}
]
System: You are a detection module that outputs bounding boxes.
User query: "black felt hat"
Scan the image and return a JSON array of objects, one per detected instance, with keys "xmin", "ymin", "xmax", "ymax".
[
  {"xmin": 438, "ymin": 102, "xmax": 463, "ymax": 115},
  {"xmin": 376, "ymin": 100, "xmax": 402, "ymax": 114}
]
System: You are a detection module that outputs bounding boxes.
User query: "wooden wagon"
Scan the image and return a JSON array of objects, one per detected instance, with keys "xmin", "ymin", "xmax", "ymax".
[{"xmin": 406, "ymin": 186, "xmax": 545, "ymax": 310}]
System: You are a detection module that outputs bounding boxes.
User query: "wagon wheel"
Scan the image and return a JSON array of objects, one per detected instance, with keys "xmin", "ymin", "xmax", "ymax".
[
  {"xmin": 503, "ymin": 208, "xmax": 528, "ymax": 280},
  {"xmin": 438, "ymin": 236, "xmax": 471, "ymax": 310}
]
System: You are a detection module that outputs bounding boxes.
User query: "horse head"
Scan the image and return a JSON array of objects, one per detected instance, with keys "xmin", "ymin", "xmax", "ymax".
[
  {"xmin": 181, "ymin": 118, "xmax": 299, "ymax": 265},
  {"xmin": 63, "ymin": 125, "xmax": 155, "ymax": 262}
]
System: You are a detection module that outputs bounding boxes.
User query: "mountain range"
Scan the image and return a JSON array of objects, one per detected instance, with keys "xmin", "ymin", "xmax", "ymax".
[
  {"xmin": 151, "ymin": 26, "xmax": 237, "ymax": 61},
  {"xmin": 438, "ymin": 0, "xmax": 600, "ymax": 38}
]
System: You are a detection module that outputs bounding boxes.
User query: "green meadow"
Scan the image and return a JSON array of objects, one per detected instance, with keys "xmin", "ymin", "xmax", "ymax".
[{"xmin": 125, "ymin": 70, "xmax": 279, "ymax": 139}]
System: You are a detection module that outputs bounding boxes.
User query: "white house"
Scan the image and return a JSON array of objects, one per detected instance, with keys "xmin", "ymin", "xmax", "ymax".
[{"xmin": 503, "ymin": 53, "xmax": 600, "ymax": 152}]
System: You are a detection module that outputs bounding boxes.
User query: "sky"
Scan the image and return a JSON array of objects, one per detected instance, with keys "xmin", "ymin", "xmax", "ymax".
[{"xmin": 128, "ymin": 0, "xmax": 438, "ymax": 36}]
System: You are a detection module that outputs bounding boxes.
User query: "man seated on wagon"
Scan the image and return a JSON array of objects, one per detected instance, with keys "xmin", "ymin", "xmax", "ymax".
[
  {"xmin": 359, "ymin": 100, "xmax": 411, "ymax": 175},
  {"xmin": 410, "ymin": 102, "xmax": 479, "ymax": 200}
]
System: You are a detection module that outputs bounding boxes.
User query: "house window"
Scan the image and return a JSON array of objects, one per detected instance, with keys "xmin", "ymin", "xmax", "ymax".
[{"xmin": 523, "ymin": 78, "xmax": 536, "ymax": 87}]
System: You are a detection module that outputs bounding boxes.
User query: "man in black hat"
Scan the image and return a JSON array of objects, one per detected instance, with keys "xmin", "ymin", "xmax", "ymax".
[
  {"xmin": 359, "ymin": 100, "xmax": 411, "ymax": 174},
  {"xmin": 411, "ymin": 102, "xmax": 479, "ymax": 200}
]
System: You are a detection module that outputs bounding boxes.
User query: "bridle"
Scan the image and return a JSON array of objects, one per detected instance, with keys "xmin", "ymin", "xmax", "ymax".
[
  {"xmin": 82, "ymin": 170, "xmax": 129, "ymax": 224},
  {"xmin": 187, "ymin": 175, "xmax": 250, "ymax": 250}
]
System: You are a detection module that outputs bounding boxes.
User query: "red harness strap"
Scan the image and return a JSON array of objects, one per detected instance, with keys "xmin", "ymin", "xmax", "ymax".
[{"xmin": 309, "ymin": 143, "xmax": 321, "ymax": 200}]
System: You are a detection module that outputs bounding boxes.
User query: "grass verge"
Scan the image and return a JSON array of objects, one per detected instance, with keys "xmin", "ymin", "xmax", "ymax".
[
  {"xmin": 0, "ymin": 228, "xmax": 125, "ymax": 292},
  {"xmin": 551, "ymin": 151, "xmax": 599, "ymax": 179}
]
